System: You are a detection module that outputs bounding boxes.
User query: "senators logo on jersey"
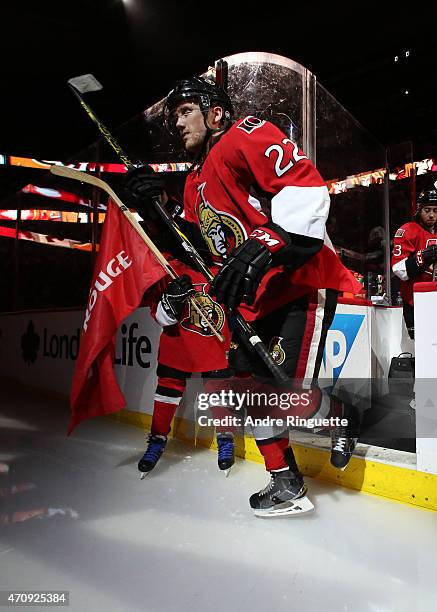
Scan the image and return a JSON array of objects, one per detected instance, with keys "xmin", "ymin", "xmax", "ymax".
[
  {"xmin": 269, "ymin": 336, "xmax": 286, "ymax": 366},
  {"xmin": 197, "ymin": 182, "xmax": 246, "ymax": 258},
  {"xmin": 180, "ymin": 283, "xmax": 225, "ymax": 337}
]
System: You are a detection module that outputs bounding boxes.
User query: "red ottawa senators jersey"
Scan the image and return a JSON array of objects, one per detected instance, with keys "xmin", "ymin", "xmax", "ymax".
[
  {"xmin": 182, "ymin": 117, "xmax": 362, "ymax": 320},
  {"xmin": 142, "ymin": 256, "xmax": 231, "ymax": 372},
  {"xmin": 392, "ymin": 221, "xmax": 437, "ymax": 305}
]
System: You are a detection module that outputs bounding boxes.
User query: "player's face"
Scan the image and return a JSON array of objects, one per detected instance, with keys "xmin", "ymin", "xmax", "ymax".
[
  {"xmin": 419, "ymin": 205, "xmax": 437, "ymax": 229},
  {"xmin": 172, "ymin": 102, "xmax": 207, "ymax": 155}
]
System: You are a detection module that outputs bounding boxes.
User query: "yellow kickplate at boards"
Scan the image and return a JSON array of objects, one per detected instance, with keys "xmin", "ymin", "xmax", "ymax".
[{"xmin": 110, "ymin": 410, "xmax": 437, "ymax": 512}]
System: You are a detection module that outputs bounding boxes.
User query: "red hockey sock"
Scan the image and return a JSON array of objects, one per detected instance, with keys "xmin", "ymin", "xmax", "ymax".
[
  {"xmin": 151, "ymin": 376, "xmax": 186, "ymax": 436},
  {"xmin": 328, "ymin": 396, "xmax": 343, "ymax": 419},
  {"xmin": 151, "ymin": 401, "xmax": 179, "ymax": 437},
  {"xmin": 256, "ymin": 436, "xmax": 290, "ymax": 471}
]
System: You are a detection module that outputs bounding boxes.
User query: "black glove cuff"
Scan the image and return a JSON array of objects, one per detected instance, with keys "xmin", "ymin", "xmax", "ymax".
[
  {"xmin": 232, "ymin": 238, "xmax": 272, "ymax": 267},
  {"xmin": 405, "ymin": 252, "xmax": 424, "ymax": 278},
  {"xmin": 422, "ymin": 244, "xmax": 437, "ymax": 265},
  {"xmin": 161, "ymin": 275, "xmax": 194, "ymax": 321},
  {"xmin": 160, "ymin": 293, "xmax": 180, "ymax": 321}
]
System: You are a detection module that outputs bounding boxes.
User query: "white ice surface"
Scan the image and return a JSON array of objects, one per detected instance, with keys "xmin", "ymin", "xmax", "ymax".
[{"xmin": 1, "ymin": 382, "xmax": 436, "ymax": 612}]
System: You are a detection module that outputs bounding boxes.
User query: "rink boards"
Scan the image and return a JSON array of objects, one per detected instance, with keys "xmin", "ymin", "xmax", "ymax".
[{"xmin": 0, "ymin": 303, "xmax": 435, "ymax": 512}]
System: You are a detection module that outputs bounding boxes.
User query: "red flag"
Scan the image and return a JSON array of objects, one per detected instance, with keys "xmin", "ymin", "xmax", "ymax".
[{"xmin": 69, "ymin": 200, "xmax": 167, "ymax": 434}]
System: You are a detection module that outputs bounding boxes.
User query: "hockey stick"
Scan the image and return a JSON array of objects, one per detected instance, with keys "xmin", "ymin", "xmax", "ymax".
[
  {"xmin": 68, "ymin": 75, "xmax": 133, "ymax": 169},
  {"xmin": 66, "ymin": 74, "xmax": 288, "ymax": 382},
  {"xmin": 50, "ymin": 165, "xmax": 224, "ymax": 342}
]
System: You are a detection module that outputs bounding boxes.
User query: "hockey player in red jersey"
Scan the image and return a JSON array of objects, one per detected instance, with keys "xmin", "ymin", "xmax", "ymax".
[
  {"xmin": 137, "ymin": 260, "xmax": 235, "ymax": 477},
  {"xmin": 122, "ymin": 189, "xmax": 236, "ymax": 478},
  {"xmin": 125, "ymin": 76, "xmax": 363, "ymax": 516},
  {"xmin": 392, "ymin": 185, "xmax": 437, "ymax": 338}
]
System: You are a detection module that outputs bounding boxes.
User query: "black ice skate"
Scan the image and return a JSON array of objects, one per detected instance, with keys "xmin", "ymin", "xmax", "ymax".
[
  {"xmin": 138, "ymin": 434, "xmax": 167, "ymax": 479},
  {"xmin": 249, "ymin": 469, "xmax": 314, "ymax": 517},
  {"xmin": 330, "ymin": 403, "xmax": 360, "ymax": 470},
  {"xmin": 217, "ymin": 433, "xmax": 235, "ymax": 477},
  {"xmin": 330, "ymin": 426, "xmax": 357, "ymax": 470}
]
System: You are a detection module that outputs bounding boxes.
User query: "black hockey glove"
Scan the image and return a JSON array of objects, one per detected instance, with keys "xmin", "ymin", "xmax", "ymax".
[
  {"xmin": 209, "ymin": 239, "xmax": 272, "ymax": 309},
  {"xmin": 406, "ymin": 245, "xmax": 437, "ymax": 278},
  {"xmin": 123, "ymin": 165, "xmax": 165, "ymax": 221},
  {"xmin": 161, "ymin": 275, "xmax": 195, "ymax": 321},
  {"xmin": 209, "ymin": 222, "xmax": 294, "ymax": 309},
  {"xmin": 422, "ymin": 244, "xmax": 437, "ymax": 266}
]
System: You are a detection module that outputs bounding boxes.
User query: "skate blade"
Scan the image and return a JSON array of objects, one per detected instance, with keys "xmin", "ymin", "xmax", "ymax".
[
  {"xmin": 223, "ymin": 467, "xmax": 232, "ymax": 478},
  {"xmin": 331, "ymin": 460, "xmax": 350, "ymax": 471},
  {"xmin": 139, "ymin": 471, "xmax": 149, "ymax": 480},
  {"xmin": 253, "ymin": 495, "xmax": 314, "ymax": 518},
  {"xmin": 339, "ymin": 457, "xmax": 355, "ymax": 471}
]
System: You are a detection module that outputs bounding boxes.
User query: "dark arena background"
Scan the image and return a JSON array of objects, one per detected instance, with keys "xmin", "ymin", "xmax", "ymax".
[{"xmin": 1, "ymin": 2, "xmax": 437, "ymax": 611}]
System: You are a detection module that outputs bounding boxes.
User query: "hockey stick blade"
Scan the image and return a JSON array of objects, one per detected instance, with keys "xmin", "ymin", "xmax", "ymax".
[
  {"xmin": 50, "ymin": 164, "xmax": 115, "ymax": 194},
  {"xmin": 68, "ymin": 74, "xmax": 103, "ymax": 94},
  {"xmin": 67, "ymin": 77, "xmax": 134, "ymax": 170}
]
